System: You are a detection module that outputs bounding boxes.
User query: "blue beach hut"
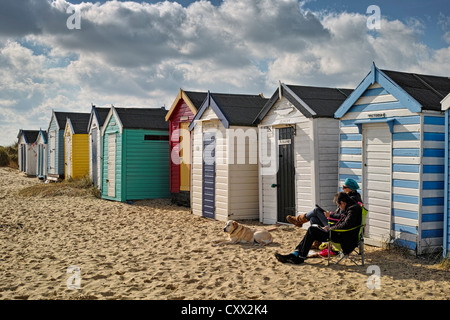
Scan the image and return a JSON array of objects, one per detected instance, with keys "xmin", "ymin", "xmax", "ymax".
[
  {"xmin": 334, "ymin": 63, "xmax": 450, "ymax": 255},
  {"xmin": 441, "ymin": 93, "xmax": 450, "ymax": 257}
]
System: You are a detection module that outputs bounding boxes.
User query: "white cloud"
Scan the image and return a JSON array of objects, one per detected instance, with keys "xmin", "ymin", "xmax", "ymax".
[{"xmin": 0, "ymin": 0, "xmax": 449, "ymax": 146}]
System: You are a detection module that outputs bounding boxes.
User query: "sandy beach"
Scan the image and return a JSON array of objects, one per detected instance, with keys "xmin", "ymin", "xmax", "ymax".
[{"xmin": 0, "ymin": 167, "xmax": 448, "ymax": 300}]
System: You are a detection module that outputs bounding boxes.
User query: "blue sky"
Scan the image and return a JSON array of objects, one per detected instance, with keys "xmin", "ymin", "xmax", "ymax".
[{"xmin": 0, "ymin": 0, "xmax": 449, "ymax": 146}]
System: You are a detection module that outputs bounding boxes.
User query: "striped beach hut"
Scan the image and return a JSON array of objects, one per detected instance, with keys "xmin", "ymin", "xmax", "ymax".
[
  {"xmin": 36, "ymin": 129, "xmax": 48, "ymax": 179},
  {"xmin": 101, "ymin": 107, "xmax": 169, "ymax": 202},
  {"xmin": 17, "ymin": 129, "xmax": 39, "ymax": 176},
  {"xmin": 189, "ymin": 91, "xmax": 268, "ymax": 221},
  {"xmin": 253, "ymin": 83, "xmax": 352, "ymax": 224},
  {"xmin": 334, "ymin": 63, "xmax": 450, "ymax": 254},
  {"xmin": 166, "ymin": 89, "xmax": 207, "ymax": 206},
  {"xmin": 441, "ymin": 93, "xmax": 450, "ymax": 257},
  {"xmin": 47, "ymin": 111, "xmax": 89, "ymax": 181},
  {"xmin": 64, "ymin": 113, "xmax": 90, "ymax": 180},
  {"xmin": 88, "ymin": 105, "xmax": 110, "ymax": 189}
]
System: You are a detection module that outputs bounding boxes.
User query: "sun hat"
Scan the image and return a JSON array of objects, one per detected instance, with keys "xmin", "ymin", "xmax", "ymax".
[{"xmin": 344, "ymin": 178, "xmax": 360, "ymax": 191}]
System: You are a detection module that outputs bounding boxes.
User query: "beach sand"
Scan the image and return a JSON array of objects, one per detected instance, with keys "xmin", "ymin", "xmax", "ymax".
[{"xmin": 0, "ymin": 167, "xmax": 448, "ymax": 300}]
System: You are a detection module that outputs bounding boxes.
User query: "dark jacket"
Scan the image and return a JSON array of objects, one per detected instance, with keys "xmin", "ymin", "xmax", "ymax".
[
  {"xmin": 331, "ymin": 202, "xmax": 362, "ymax": 231},
  {"xmin": 330, "ymin": 202, "xmax": 363, "ymax": 254},
  {"xmin": 330, "ymin": 191, "xmax": 362, "ymax": 220},
  {"xmin": 348, "ymin": 190, "xmax": 362, "ymax": 204}
]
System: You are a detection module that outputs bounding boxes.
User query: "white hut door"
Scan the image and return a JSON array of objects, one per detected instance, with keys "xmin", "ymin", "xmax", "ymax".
[
  {"xmin": 49, "ymin": 130, "xmax": 56, "ymax": 174},
  {"xmin": 107, "ymin": 133, "xmax": 116, "ymax": 197},
  {"xmin": 92, "ymin": 128, "xmax": 98, "ymax": 187},
  {"xmin": 363, "ymin": 123, "xmax": 392, "ymax": 244}
]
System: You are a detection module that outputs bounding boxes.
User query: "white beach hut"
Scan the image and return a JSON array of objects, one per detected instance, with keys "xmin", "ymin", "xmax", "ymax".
[
  {"xmin": 189, "ymin": 92, "xmax": 268, "ymax": 221},
  {"xmin": 253, "ymin": 83, "xmax": 352, "ymax": 224},
  {"xmin": 17, "ymin": 130, "xmax": 39, "ymax": 176},
  {"xmin": 88, "ymin": 105, "xmax": 110, "ymax": 189}
]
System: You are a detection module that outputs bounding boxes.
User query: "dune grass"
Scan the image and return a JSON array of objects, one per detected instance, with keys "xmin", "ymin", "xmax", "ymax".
[{"xmin": 18, "ymin": 175, "xmax": 101, "ymax": 198}]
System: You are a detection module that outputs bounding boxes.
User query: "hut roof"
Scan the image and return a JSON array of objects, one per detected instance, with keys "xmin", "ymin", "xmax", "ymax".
[
  {"xmin": 67, "ymin": 113, "xmax": 91, "ymax": 134},
  {"xmin": 381, "ymin": 69, "xmax": 450, "ymax": 111},
  {"xmin": 18, "ymin": 130, "xmax": 40, "ymax": 143},
  {"xmin": 254, "ymin": 84, "xmax": 352, "ymax": 124},
  {"xmin": 114, "ymin": 108, "xmax": 168, "ymax": 130},
  {"xmin": 183, "ymin": 91, "xmax": 208, "ymax": 110}
]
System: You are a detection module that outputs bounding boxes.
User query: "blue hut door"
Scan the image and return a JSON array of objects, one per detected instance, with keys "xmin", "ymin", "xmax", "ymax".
[
  {"xmin": 202, "ymin": 131, "xmax": 216, "ymax": 219},
  {"xmin": 38, "ymin": 145, "xmax": 43, "ymax": 176},
  {"xmin": 363, "ymin": 123, "xmax": 392, "ymax": 244},
  {"xmin": 107, "ymin": 133, "xmax": 116, "ymax": 198},
  {"xmin": 92, "ymin": 128, "xmax": 98, "ymax": 187},
  {"xmin": 276, "ymin": 127, "xmax": 296, "ymax": 223}
]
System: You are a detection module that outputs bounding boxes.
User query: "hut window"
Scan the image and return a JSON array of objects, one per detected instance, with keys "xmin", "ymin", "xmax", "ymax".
[{"xmin": 144, "ymin": 135, "xmax": 169, "ymax": 141}]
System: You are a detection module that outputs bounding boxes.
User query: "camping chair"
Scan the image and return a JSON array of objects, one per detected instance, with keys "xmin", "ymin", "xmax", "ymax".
[{"xmin": 327, "ymin": 204, "xmax": 368, "ymax": 266}]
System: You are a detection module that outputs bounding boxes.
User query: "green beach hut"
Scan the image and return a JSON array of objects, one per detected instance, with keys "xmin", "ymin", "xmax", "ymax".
[{"xmin": 100, "ymin": 106, "xmax": 170, "ymax": 202}]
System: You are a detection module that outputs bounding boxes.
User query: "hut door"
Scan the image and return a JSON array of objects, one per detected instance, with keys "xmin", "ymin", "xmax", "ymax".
[
  {"xmin": 92, "ymin": 128, "xmax": 98, "ymax": 187},
  {"xmin": 180, "ymin": 122, "xmax": 190, "ymax": 191},
  {"xmin": 38, "ymin": 145, "xmax": 43, "ymax": 176},
  {"xmin": 49, "ymin": 130, "xmax": 56, "ymax": 174},
  {"xmin": 107, "ymin": 133, "xmax": 116, "ymax": 198},
  {"xmin": 276, "ymin": 127, "xmax": 295, "ymax": 223},
  {"xmin": 66, "ymin": 136, "xmax": 71, "ymax": 178},
  {"xmin": 363, "ymin": 123, "xmax": 392, "ymax": 244},
  {"xmin": 202, "ymin": 131, "xmax": 216, "ymax": 219},
  {"xmin": 21, "ymin": 144, "xmax": 26, "ymax": 172}
]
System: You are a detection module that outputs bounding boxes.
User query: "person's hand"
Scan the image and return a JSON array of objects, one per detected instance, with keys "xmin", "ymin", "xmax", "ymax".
[{"xmin": 324, "ymin": 211, "xmax": 331, "ymax": 218}]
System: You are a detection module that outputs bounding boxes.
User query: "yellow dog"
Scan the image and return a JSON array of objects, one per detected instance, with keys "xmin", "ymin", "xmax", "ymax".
[{"xmin": 212, "ymin": 220, "xmax": 275, "ymax": 246}]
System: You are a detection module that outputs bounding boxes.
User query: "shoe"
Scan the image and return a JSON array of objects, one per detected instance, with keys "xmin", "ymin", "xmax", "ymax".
[
  {"xmin": 274, "ymin": 253, "xmax": 304, "ymax": 265},
  {"xmin": 311, "ymin": 240, "xmax": 322, "ymax": 249},
  {"xmin": 286, "ymin": 214, "xmax": 309, "ymax": 228}
]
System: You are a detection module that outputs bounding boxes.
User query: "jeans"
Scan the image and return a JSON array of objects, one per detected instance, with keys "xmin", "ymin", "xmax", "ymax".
[{"xmin": 305, "ymin": 207, "xmax": 328, "ymax": 227}]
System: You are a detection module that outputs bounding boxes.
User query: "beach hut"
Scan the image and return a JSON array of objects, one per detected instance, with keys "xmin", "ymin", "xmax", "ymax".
[
  {"xmin": 189, "ymin": 91, "xmax": 268, "ymax": 221},
  {"xmin": 441, "ymin": 93, "xmax": 450, "ymax": 257},
  {"xmin": 334, "ymin": 63, "xmax": 450, "ymax": 254},
  {"xmin": 36, "ymin": 129, "xmax": 48, "ymax": 179},
  {"xmin": 17, "ymin": 129, "xmax": 39, "ymax": 176},
  {"xmin": 253, "ymin": 83, "xmax": 352, "ymax": 224},
  {"xmin": 100, "ymin": 107, "xmax": 170, "ymax": 202},
  {"xmin": 47, "ymin": 111, "xmax": 90, "ymax": 181},
  {"xmin": 64, "ymin": 113, "xmax": 90, "ymax": 180},
  {"xmin": 165, "ymin": 89, "xmax": 207, "ymax": 206},
  {"xmin": 88, "ymin": 105, "xmax": 110, "ymax": 189}
]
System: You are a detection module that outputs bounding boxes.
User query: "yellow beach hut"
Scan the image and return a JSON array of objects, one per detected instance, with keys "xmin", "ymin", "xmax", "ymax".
[{"xmin": 64, "ymin": 113, "xmax": 90, "ymax": 180}]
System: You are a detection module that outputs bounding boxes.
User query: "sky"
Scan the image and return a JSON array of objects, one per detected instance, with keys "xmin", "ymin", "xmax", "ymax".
[{"xmin": 0, "ymin": 0, "xmax": 449, "ymax": 146}]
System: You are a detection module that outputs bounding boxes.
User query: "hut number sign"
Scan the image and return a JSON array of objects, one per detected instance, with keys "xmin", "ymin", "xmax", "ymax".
[
  {"xmin": 278, "ymin": 139, "xmax": 291, "ymax": 145},
  {"xmin": 368, "ymin": 113, "xmax": 386, "ymax": 118}
]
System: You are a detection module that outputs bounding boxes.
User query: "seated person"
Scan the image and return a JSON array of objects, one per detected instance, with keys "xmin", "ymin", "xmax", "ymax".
[
  {"xmin": 286, "ymin": 178, "xmax": 362, "ymax": 228},
  {"xmin": 275, "ymin": 191, "xmax": 362, "ymax": 265}
]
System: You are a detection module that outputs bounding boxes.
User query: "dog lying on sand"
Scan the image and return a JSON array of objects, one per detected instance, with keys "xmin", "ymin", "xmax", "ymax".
[{"xmin": 212, "ymin": 220, "xmax": 276, "ymax": 246}]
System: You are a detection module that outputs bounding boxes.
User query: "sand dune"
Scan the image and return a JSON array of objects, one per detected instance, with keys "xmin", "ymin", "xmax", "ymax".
[{"xmin": 0, "ymin": 167, "xmax": 448, "ymax": 300}]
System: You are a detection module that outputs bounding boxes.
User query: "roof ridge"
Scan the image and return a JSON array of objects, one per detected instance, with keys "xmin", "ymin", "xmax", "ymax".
[{"xmin": 412, "ymin": 73, "xmax": 445, "ymax": 99}]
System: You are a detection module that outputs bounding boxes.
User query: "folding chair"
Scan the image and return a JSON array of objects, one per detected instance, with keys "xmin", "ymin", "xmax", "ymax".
[{"xmin": 327, "ymin": 204, "xmax": 368, "ymax": 266}]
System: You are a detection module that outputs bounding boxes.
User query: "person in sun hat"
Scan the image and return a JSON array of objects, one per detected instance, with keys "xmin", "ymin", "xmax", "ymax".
[{"xmin": 286, "ymin": 178, "xmax": 362, "ymax": 229}]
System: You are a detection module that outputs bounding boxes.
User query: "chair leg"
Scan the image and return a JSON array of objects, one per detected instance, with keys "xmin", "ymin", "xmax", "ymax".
[{"xmin": 360, "ymin": 241, "xmax": 365, "ymax": 266}]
